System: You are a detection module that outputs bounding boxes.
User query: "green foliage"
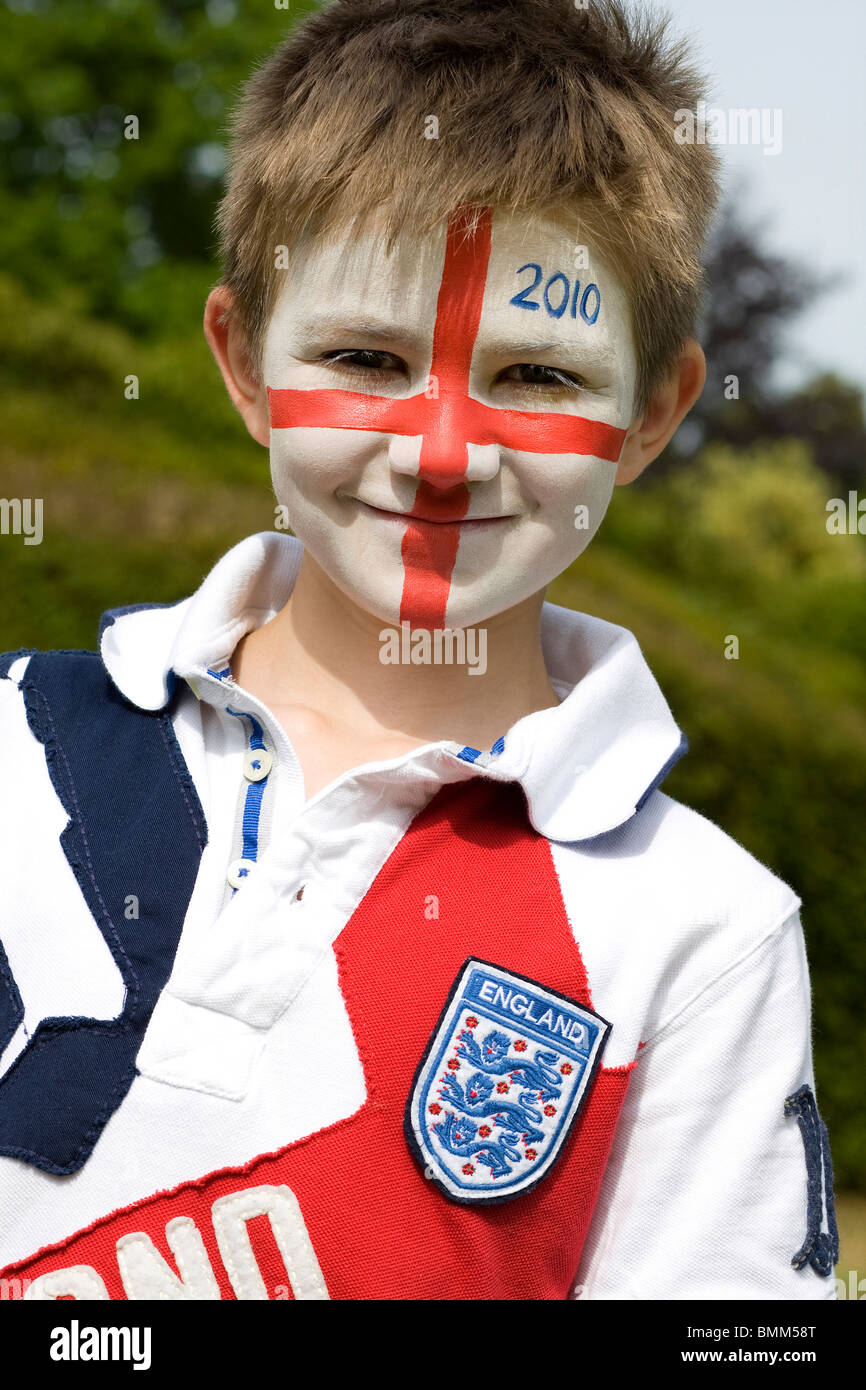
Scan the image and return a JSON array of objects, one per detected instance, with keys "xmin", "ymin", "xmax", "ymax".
[
  {"xmin": 0, "ymin": 0, "xmax": 316, "ymax": 339},
  {"xmin": 0, "ymin": 275, "xmax": 273, "ymax": 648},
  {"xmin": 601, "ymin": 442, "xmax": 866, "ymax": 662},
  {"xmin": 667, "ymin": 441, "xmax": 864, "ymax": 587}
]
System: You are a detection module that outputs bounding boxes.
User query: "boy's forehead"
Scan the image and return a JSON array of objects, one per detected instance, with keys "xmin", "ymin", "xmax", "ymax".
[{"xmin": 269, "ymin": 207, "xmax": 634, "ymax": 364}]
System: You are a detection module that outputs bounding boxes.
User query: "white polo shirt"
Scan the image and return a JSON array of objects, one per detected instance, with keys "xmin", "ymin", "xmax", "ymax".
[{"xmin": 0, "ymin": 531, "xmax": 836, "ymax": 1299}]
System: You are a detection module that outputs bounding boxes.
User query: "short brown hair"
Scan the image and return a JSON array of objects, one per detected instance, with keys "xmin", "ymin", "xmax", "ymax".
[{"xmin": 217, "ymin": 0, "xmax": 719, "ymax": 412}]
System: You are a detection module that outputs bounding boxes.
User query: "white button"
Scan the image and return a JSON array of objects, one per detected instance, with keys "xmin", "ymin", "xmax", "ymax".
[
  {"xmin": 243, "ymin": 748, "xmax": 273, "ymax": 782},
  {"xmin": 227, "ymin": 858, "xmax": 256, "ymax": 889}
]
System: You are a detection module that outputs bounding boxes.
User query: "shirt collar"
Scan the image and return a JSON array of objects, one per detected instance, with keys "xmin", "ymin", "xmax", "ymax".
[{"xmin": 99, "ymin": 530, "xmax": 686, "ymax": 843}]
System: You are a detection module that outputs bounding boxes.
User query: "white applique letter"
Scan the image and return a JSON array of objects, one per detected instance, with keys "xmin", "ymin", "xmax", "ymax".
[
  {"xmin": 211, "ymin": 1184, "xmax": 329, "ymax": 1300},
  {"xmin": 25, "ymin": 1265, "xmax": 110, "ymax": 1300},
  {"xmin": 117, "ymin": 1217, "xmax": 221, "ymax": 1300}
]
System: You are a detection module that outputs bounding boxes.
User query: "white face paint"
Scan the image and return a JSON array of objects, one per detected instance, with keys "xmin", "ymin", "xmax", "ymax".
[{"xmin": 263, "ymin": 207, "xmax": 638, "ymax": 630}]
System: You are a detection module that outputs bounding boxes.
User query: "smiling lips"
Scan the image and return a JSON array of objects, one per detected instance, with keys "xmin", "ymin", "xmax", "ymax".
[{"xmin": 357, "ymin": 498, "xmax": 513, "ymax": 526}]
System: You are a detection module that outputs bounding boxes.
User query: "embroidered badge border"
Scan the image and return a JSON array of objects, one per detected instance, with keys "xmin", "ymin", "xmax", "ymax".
[{"xmin": 404, "ymin": 956, "xmax": 612, "ymax": 1206}]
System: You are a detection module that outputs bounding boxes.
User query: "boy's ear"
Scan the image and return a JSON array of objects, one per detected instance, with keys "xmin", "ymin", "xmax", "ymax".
[
  {"xmin": 203, "ymin": 286, "xmax": 270, "ymax": 448},
  {"xmin": 615, "ymin": 338, "xmax": 706, "ymax": 485}
]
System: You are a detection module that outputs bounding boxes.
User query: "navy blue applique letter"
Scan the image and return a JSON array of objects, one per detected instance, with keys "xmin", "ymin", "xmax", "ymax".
[{"xmin": 785, "ymin": 1083, "xmax": 839, "ymax": 1277}]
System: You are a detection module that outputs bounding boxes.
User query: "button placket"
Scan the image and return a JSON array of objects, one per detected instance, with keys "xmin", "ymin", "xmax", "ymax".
[{"xmin": 224, "ymin": 706, "xmax": 275, "ymax": 891}]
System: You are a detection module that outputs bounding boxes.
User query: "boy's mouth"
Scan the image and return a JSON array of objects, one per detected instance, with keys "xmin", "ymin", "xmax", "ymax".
[{"xmin": 353, "ymin": 498, "xmax": 516, "ymax": 529}]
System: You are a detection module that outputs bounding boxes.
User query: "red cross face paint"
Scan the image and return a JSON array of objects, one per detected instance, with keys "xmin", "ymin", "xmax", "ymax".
[{"xmin": 264, "ymin": 207, "xmax": 638, "ymax": 631}]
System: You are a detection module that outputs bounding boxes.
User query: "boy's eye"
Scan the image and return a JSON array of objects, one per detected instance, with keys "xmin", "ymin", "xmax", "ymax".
[
  {"xmin": 321, "ymin": 349, "xmax": 406, "ymax": 375},
  {"xmin": 499, "ymin": 363, "xmax": 585, "ymax": 391},
  {"xmin": 318, "ymin": 352, "xmax": 587, "ymax": 397}
]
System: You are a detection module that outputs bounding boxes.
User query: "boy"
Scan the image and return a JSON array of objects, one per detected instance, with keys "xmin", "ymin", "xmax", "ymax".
[{"xmin": 0, "ymin": 0, "xmax": 837, "ymax": 1300}]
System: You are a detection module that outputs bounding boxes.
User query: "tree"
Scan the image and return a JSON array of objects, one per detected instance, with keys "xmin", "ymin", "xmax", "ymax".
[
  {"xmin": 0, "ymin": 0, "xmax": 315, "ymax": 338},
  {"xmin": 663, "ymin": 196, "xmax": 865, "ymax": 487}
]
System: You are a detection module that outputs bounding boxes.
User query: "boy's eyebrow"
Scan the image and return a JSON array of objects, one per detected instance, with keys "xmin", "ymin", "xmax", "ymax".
[
  {"xmin": 480, "ymin": 333, "xmax": 616, "ymax": 365},
  {"xmin": 483, "ymin": 336, "xmax": 578, "ymax": 358},
  {"xmin": 482, "ymin": 337, "xmax": 560, "ymax": 355},
  {"xmin": 295, "ymin": 312, "xmax": 425, "ymax": 346}
]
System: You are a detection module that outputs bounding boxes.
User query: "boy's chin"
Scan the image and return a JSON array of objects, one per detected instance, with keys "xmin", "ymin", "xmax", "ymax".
[{"xmin": 336, "ymin": 575, "xmax": 536, "ymax": 635}]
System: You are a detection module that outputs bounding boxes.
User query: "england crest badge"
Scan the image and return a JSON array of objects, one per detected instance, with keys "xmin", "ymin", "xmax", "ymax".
[{"xmin": 404, "ymin": 958, "xmax": 611, "ymax": 1204}]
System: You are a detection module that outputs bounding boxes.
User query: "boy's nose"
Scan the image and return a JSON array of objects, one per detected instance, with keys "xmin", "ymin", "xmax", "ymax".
[{"xmin": 388, "ymin": 435, "xmax": 502, "ymax": 490}]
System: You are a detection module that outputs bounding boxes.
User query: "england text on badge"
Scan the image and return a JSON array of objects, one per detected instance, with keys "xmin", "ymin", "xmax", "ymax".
[{"xmin": 404, "ymin": 958, "xmax": 611, "ymax": 1204}]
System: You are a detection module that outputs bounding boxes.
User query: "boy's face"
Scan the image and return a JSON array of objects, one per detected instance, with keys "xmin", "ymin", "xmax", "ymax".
[{"xmin": 262, "ymin": 206, "xmax": 638, "ymax": 631}]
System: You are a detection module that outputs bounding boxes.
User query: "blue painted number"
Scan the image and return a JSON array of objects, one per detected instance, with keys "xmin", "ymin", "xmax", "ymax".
[
  {"xmin": 510, "ymin": 262, "xmax": 601, "ymax": 325},
  {"xmin": 510, "ymin": 263, "xmax": 543, "ymax": 311}
]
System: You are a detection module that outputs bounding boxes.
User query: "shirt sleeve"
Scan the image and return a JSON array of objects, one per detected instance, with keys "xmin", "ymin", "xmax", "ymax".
[{"xmin": 573, "ymin": 909, "xmax": 838, "ymax": 1300}]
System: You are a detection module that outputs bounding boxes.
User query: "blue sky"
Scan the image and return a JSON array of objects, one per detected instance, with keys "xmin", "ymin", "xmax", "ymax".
[{"xmin": 661, "ymin": 0, "xmax": 865, "ymax": 393}]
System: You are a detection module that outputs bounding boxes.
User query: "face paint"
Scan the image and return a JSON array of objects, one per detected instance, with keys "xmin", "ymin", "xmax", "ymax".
[{"xmin": 264, "ymin": 207, "xmax": 638, "ymax": 631}]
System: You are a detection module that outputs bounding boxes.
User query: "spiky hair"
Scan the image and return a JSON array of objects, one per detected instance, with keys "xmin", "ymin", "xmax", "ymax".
[{"xmin": 217, "ymin": 0, "xmax": 720, "ymax": 410}]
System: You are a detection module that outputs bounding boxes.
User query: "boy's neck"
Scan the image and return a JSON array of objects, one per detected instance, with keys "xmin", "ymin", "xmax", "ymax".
[{"xmin": 230, "ymin": 551, "xmax": 561, "ymax": 769}]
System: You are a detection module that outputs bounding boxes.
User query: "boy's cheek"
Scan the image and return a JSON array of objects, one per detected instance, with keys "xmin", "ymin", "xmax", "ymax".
[
  {"xmin": 512, "ymin": 449, "xmax": 620, "ymax": 559},
  {"xmin": 268, "ymin": 430, "xmax": 409, "ymax": 623},
  {"xmin": 268, "ymin": 427, "xmax": 376, "ymax": 503},
  {"xmin": 446, "ymin": 454, "xmax": 618, "ymax": 616}
]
